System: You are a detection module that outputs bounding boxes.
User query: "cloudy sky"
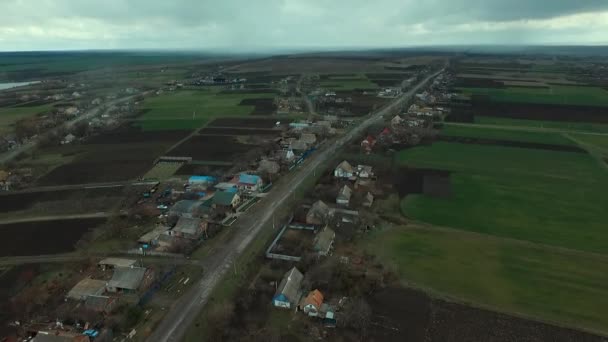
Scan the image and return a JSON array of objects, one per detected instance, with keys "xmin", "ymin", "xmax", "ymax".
[{"xmin": 1, "ymin": 0, "xmax": 608, "ymax": 51}]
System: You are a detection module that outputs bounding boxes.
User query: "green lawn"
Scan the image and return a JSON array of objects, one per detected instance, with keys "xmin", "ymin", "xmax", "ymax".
[
  {"xmin": 0, "ymin": 104, "xmax": 54, "ymax": 133},
  {"xmin": 397, "ymin": 142, "xmax": 608, "ymax": 254},
  {"xmin": 441, "ymin": 125, "xmax": 574, "ymax": 146},
  {"xmin": 570, "ymin": 134, "xmax": 608, "ymax": 155},
  {"xmin": 458, "ymin": 85, "xmax": 608, "ymax": 106},
  {"xmin": 474, "ymin": 116, "xmax": 608, "ymax": 134},
  {"xmin": 134, "ymin": 90, "xmax": 274, "ymax": 131},
  {"xmin": 362, "ymin": 226, "xmax": 608, "ymax": 335}
]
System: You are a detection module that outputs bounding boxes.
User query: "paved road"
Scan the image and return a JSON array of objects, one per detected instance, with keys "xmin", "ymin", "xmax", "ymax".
[
  {"xmin": 146, "ymin": 69, "xmax": 444, "ymax": 342},
  {"xmin": 0, "ymin": 93, "xmax": 145, "ymax": 164}
]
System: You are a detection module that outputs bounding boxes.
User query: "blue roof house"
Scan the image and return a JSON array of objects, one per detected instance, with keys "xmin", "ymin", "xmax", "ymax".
[{"xmin": 233, "ymin": 173, "xmax": 263, "ymax": 192}]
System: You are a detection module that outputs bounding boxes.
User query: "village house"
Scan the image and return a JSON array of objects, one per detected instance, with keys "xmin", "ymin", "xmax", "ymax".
[
  {"xmin": 212, "ymin": 191, "xmax": 241, "ymax": 209},
  {"xmin": 137, "ymin": 226, "xmax": 169, "ymax": 247},
  {"xmin": 314, "ymin": 227, "xmax": 336, "ymax": 256},
  {"xmin": 171, "ymin": 217, "xmax": 207, "ymax": 240},
  {"xmin": 299, "ymin": 133, "xmax": 317, "ymax": 146},
  {"xmin": 336, "ymin": 185, "xmax": 352, "ymax": 206},
  {"xmin": 32, "ymin": 331, "xmax": 91, "ymax": 342},
  {"xmin": 232, "ymin": 173, "xmax": 264, "ymax": 192},
  {"xmin": 391, "ymin": 115, "xmax": 403, "ymax": 127},
  {"xmin": 360, "ymin": 135, "xmax": 376, "ymax": 153},
  {"xmin": 357, "ymin": 165, "xmax": 374, "ymax": 179},
  {"xmin": 300, "ymin": 289, "xmax": 324, "ymax": 317},
  {"xmin": 289, "ymin": 140, "xmax": 308, "ymax": 153},
  {"xmin": 169, "ymin": 200, "xmax": 199, "ymax": 218},
  {"xmin": 106, "ymin": 266, "xmax": 153, "ymax": 294},
  {"xmin": 215, "ymin": 182, "xmax": 238, "ymax": 192},
  {"xmin": 306, "ymin": 200, "xmax": 331, "ymax": 225},
  {"xmin": 334, "ymin": 160, "xmax": 355, "ymax": 179},
  {"xmin": 188, "ymin": 175, "xmax": 217, "ymax": 189},
  {"xmin": 273, "ymin": 267, "xmax": 304, "ymax": 309}
]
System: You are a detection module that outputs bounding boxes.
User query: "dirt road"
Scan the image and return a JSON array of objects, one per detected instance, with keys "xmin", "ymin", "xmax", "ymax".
[{"xmin": 146, "ymin": 69, "xmax": 444, "ymax": 342}]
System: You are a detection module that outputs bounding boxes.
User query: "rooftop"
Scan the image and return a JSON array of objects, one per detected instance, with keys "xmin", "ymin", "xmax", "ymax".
[
  {"xmin": 336, "ymin": 160, "xmax": 354, "ymax": 173},
  {"xmin": 107, "ymin": 267, "xmax": 147, "ymax": 290},
  {"xmin": 314, "ymin": 227, "xmax": 335, "ymax": 253},
  {"xmin": 275, "ymin": 267, "xmax": 304, "ymax": 303},
  {"xmin": 173, "ymin": 217, "xmax": 202, "ymax": 235},
  {"xmin": 67, "ymin": 278, "xmax": 106, "ymax": 300},
  {"xmin": 213, "ymin": 191, "xmax": 238, "ymax": 206},
  {"xmin": 98, "ymin": 258, "xmax": 136, "ymax": 268},
  {"xmin": 238, "ymin": 173, "xmax": 261, "ymax": 185}
]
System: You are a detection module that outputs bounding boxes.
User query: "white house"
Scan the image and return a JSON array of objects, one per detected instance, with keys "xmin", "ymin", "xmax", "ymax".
[{"xmin": 334, "ymin": 160, "xmax": 355, "ymax": 179}]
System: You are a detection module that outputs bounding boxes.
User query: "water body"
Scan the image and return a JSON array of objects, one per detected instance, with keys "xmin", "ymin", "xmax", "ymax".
[{"xmin": 0, "ymin": 81, "xmax": 40, "ymax": 91}]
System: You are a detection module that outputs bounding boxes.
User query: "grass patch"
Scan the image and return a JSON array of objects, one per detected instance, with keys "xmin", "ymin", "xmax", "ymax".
[
  {"xmin": 397, "ymin": 142, "xmax": 608, "ymax": 254},
  {"xmin": 362, "ymin": 225, "xmax": 608, "ymax": 335},
  {"xmin": 474, "ymin": 116, "xmax": 608, "ymax": 133},
  {"xmin": 441, "ymin": 125, "xmax": 574, "ymax": 146},
  {"xmin": 319, "ymin": 75, "xmax": 379, "ymax": 90},
  {"xmin": 134, "ymin": 90, "xmax": 275, "ymax": 131},
  {"xmin": 458, "ymin": 85, "xmax": 608, "ymax": 106},
  {"xmin": 0, "ymin": 104, "xmax": 54, "ymax": 134}
]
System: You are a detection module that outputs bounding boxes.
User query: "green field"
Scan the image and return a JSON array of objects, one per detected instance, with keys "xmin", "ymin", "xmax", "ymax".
[
  {"xmin": 397, "ymin": 142, "xmax": 608, "ymax": 254},
  {"xmin": 319, "ymin": 75, "xmax": 379, "ymax": 90},
  {"xmin": 441, "ymin": 125, "xmax": 574, "ymax": 146},
  {"xmin": 0, "ymin": 104, "xmax": 54, "ymax": 133},
  {"xmin": 458, "ymin": 85, "xmax": 608, "ymax": 106},
  {"xmin": 134, "ymin": 89, "xmax": 274, "ymax": 131},
  {"xmin": 474, "ymin": 116, "xmax": 608, "ymax": 134},
  {"xmin": 362, "ymin": 226, "xmax": 608, "ymax": 334},
  {"xmin": 570, "ymin": 134, "xmax": 608, "ymax": 154}
]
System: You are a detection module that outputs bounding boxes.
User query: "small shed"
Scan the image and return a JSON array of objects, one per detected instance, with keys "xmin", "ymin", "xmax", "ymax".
[
  {"xmin": 98, "ymin": 258, "xmax": 136, "ymax": 270},
  {"xmin": 336, "ymin": 185, "xmax": 352, "ymax": 206},
  {"xmin": 273, "ymin": 267, "xmax": 304, "ymax": 309},
  {"xmin": 67, "ymin": 278, "xmax": 106, "ymax": 301},
  {"xmin": 138, "ymin": 226, "xmax": 168, "ymax": 246},
  {"xmin": 314, "ymin": 227, "xmax": 335, "ymax": 256}
]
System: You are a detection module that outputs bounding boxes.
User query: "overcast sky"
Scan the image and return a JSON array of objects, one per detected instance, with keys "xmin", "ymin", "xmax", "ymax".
[{"xmin": 1, "ymin": 0, "xmax": 608, "ymax": 51}]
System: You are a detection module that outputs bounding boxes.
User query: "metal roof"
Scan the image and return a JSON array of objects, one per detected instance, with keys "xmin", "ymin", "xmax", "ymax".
[
  {"xmin": 238, "ymin": 173, "xmax": 261, "ymax": 185},
  {"xmin": 67, "ymin": 278, "xmax": 106, "ymax": 300},
  {"xmin": 275, "ymin": 267, "xmax": 304, "ymax": 304},
  {"xmin": 107, "ymin": 267, "xmax": 147, "ymax": 290},
  {"xmin": 213, "ymin": 191, "xmax": 238, "ymax": 206},
  {"xmin": 188, "ymin": 175, "xmax": 217, "ymax": 183},
  {"xmin": 98, "ymin": 258, "xmax": 136, "ymax": 268},
  {"xmin": 172, "ymin": 217, "xmax": 201, "ymax": 235}
]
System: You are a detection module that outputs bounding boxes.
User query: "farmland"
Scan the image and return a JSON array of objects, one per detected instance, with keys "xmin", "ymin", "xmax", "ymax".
[
  {"xmin": 362, "ymin": 225, "xmax": 608, "ymax": 335},
  {"xmin": 440, "ymin": 125, "xmax": 575, "ymax": 146},
  {"xmin": 473, "ymin": 116, "xmax": 608, "ymax": 133},
  {"xmin": 457, "ymin": 85, "xmax": 608, "ymax": 107},
  {"xmin": 133, "ymin": 89, "xmax": 276, "ymax": 131},
  {"xmin": 0, "ymin": 103, "xmax": 54, "ymax": 133},
  {"xmin": 397, "ymin": 142, "xmax": 608, "ymax": 254},
  {"xmin": 0, "ymin": 217, "xmax": 107, "ymax": 256}
]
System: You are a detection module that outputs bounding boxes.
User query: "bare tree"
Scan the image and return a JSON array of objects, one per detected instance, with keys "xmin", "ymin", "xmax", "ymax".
[{"xmin": 342, "ymin": 298, "xmax": 372, "ymax": 340}]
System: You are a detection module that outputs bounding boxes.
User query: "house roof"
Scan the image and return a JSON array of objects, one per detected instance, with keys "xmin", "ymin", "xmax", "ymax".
[
  {"xmin": 338, "ymin": 185, "xmax": 352, "ymax": 200},
  {"xmin": 213, "ymin": 191, "xmax": 238, "ymax": 206},
  {"xmin": 98, "ymin": 258, "xmax": 136, "ymax": 268},
  {"xmin": 357, "ymin": 165, "xmax": 373, "ymax": 174},
  {"xmin": 33, "ymin": 334, "xmax": 90, "ymax": 342},
  {"xmin": 275, "ymin": 267, "xmax": 304, "ymax": 303},
  {"xmin": 170, "ymin": 200, "xmax": 198, "ymax": 215},
  {"xmin": 215, "ymin": 182, "xmax": 237, "ymax": 191},
  {"xmin": 85, "ymin": 295, "xmax": 114, "ymax": 312},
  {"xmin": 309, "ymin": 200, "xmax": 330, "ymax": 217},
  {"xmin": 300, "ymin": 133, "xmax": 317, "ymax": 144},
  {"xmin": 335, "ymin": 160, "xmax": 354, "ymax": 173},
  {"xmin": 189, "ymin": 175, "xmax": 216, "ymax": 184},
  {"xmin": 290, "ymin": 140, "xmax": 308, "ymax": 151},
  {"xmin": 107, "ymin": 267, "xmax": 147, "ymax": 290},
  {"xmin": 173, "ymin": 217, "xmax": 202, "ymax": 235},
  {"xmin": 314, "ymin": 227, "xmax": 335, "ymax": 253},
  {"xmin": 239, "ymin": 173, "xmax": 261, "ymax": 185},
  {"xmin": 302, "ymin": 289, "xmax": 324, "ymax": 309},
  {"xmin": 138, "ymin": 226, "xmax": 168, "ymax": 244},
  {"xmin": 67, "ymin": 278, "xmax": 106, "ymax": 300}
]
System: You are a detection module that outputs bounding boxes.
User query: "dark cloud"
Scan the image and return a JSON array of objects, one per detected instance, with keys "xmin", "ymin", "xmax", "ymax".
[{"xmin": 0, "ymin": 0, "xmax": 607, "ymax": 50}]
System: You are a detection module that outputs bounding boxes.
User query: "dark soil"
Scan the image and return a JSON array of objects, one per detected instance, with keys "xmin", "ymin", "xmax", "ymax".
[
  {"xmin": 208, "ymin": 117, "xmax": 278, "ymax": 128},
  {"xmin": 454, "ymin": 77, "xmax": 506, "ymax": 88},
  {"xmin": 0, "ymin": 187, "xmax": 121, "ymax": 212},
  {"xmin": 368, "ymin": 287, "xmax": 608, "ymax": 342},
  {"xmin": 174, "ymin": 163, "xmax": 232, "ymax": 176},
  {"xmin": 370, "ymin": 79, "xmax": 401, "ymax": 87},
  {"xmin": 167, "ymin": 135, "xmax": 254, "ymax": 161},
  {"xmin": 319, "ymin": 73, "xmax": 356, "ymax": 80},
  {"xmin": 366, "ymin": 73, "xmax": 409, "ymax": 80},
  {"xmin": 385, "ymin": 65, "xmax": 425, "ymax": 72},
  {"xmin": 438, "ymin": 135, "xmax": 586, "ymax": 153},
  {"xmin": 219, "ymin": 89, "xmax": 277, "ymax": 94},
  {"xmin": 394, "ymin": 168, "xmax": 451, "ymax": 198},
  {"xmin": 239, "ymin": 98, "xmax": 277, "ymax": 115},
  {"xmin": 86, "ymin": 125, "xmax": 190, "ymax": 144},
  {"xmin": 198, "ymin": 127, "xmax": 281, "ymax": 136},
  {"xmin": 0, "ymin": 218, "xmax": 106, "ymax": 256},
  {"xmin": 470, "ymin": 98, "xmax": 608, "ymax": 123}
]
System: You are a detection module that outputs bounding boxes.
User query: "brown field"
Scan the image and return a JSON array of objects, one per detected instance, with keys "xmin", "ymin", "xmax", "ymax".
[
  {"xmin": 0, "ymin": 187, "xmax": 122, "ymax": 212},
  {"xmin": 367, "ymin": 287, "xmax": 607, "ymax": 342},
  {"xmin": 0, "ymin": 218, "xmax": 107, "ymax": 256},
  {"xmin": 167, "ymin": 135, "xmax": 255, "ymax": 161},
  {"xmin": 239, "ymin": 98, "xmax": 277, "ymax": 115},
  {"xmin": 198, "ymin": 127, "xmax": 281, "ymax": 136}
]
